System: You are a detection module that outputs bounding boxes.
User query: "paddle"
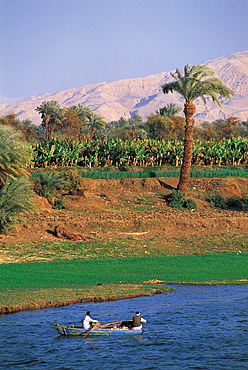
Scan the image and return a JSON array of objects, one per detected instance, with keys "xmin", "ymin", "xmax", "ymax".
[
  {"xmin": 98, "ymin": 321, "xmax": 122, "ymax": 329},
  {"xmin": 83, "ymin": 321, "xmax": 101, "ymax": 338}
]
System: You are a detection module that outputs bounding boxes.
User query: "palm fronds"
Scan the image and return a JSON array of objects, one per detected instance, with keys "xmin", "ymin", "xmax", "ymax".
[{"xmin": 0, "ymin": 178, "xmax": 34, "ymax": 233}]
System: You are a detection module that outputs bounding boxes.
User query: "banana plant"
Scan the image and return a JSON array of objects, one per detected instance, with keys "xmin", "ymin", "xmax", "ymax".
[{"xmin": 31, "ymin": 137, "xmax": 248, "ymax": 169}]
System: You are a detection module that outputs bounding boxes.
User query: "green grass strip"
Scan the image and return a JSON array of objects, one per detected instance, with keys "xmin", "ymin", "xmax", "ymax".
[
  {"xmin": 0, "ymin": 253, "xmax": 247, "ymax": 290},
  {"xmin": 78, "ymin": 169, "xmax": 248, "ymax": 179},
  {"xmin": 31, "ymin": 169, "xmax": 248, "ymax": 179}
]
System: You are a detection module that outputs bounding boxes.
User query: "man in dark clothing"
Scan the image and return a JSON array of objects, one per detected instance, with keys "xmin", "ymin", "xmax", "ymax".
[{"xmin": 132, "ymin": 311, "xmax": 146, "ymax": 330}]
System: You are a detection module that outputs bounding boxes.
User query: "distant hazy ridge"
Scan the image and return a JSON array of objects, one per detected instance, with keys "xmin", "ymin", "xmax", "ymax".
[{"xmin": 0, "ymin": 51, "xmax": 247, "ymax": 125}]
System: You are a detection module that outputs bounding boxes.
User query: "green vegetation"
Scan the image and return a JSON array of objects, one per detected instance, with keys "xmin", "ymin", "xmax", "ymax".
[
  {"xmin": 0, "ymin": 113, "xmax": 38, "ymax": 142},
  {"xmin": 1, "ymin": 253, "xmax": 247, "ymax": 288},
  {"xmin": 226, "ymin": 196, "xmax": 248, "ymax": 211},
  {"xmin": 146, "ymin": 114, "xmax": 185, "ymax": 141},
  {"xmin": 33, "ymin": 169, "xmax": 82, "ymax": 206},
  {"xmin": 0, "ymin": 178, "xmax": 34, "ymax": 233},
  {"xmin": 0, "ymin": 253, "xmax": 247, "ymax": 312},
  {"xmin": 31, "ymin": 168, "xmax": 248, "ymax": 180},
  {"xmin": 0, "ymin": 126, "xmax": 34, "ymax": 233},
  {"xmin": 2, "ymin": 233, "xmax": 248, "ymax": 263},
  {"xmin": 156, "ymin": 103, "xmax": 182, "ymax": 117},
  {"xmin": 35, "ymin": 101, "xmax": 106, "ymax": 142},
  {"xmin": 206, "ymin": 194, "xmax": 248, "ymax": 211},
  {"xmin": 31, "ymin": 137, "xmax": 248, "ymax": 169},
  {"xmin": 165, "ymin": 189, "xmax": 197, "ymax": 210},
  {"xmin": 0, "ymin": 283, "xmax": 171, "ymax": 313},
  {"xmin": 3, "ymin": 105, "xmax": 248, "ymax": 145},
  {"xmin": 0, "ymin": 125, "xmax": 32, "ymax": 185}
]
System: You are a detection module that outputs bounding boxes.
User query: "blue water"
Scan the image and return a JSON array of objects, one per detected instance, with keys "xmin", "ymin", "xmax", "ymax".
[{"xmin": 0, "ymin": 285, "xmax": 247, "ymax": 369}]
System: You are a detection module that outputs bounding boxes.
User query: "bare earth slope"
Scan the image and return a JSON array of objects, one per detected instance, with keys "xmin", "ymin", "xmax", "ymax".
[
  {"xmin": 0, "ymin": 177, "xmax": 248, "ymax": 261},
  {"xmin": 0, "ymin": 51, "xmax": 248, "ymax": 124}
]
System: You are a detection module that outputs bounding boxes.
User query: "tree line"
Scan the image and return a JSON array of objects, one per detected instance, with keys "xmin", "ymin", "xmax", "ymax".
[
  {"xmin": 1, "ymin": 104, "xmax": 247, "ymax": 144},
  {"xmin": 0, "ymin": 62, "xmax": 244, "ymax": 233}
]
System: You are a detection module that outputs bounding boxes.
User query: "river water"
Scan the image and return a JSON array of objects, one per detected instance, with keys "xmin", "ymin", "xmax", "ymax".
[{"xmin": 0, "ymin": 285, "xmax": 247, "ymax": 369}]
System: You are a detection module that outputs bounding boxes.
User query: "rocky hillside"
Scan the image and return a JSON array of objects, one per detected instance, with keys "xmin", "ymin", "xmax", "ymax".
[{"xmin": 0, "ymin": 51, "xmax": 247, "ymax": 125}]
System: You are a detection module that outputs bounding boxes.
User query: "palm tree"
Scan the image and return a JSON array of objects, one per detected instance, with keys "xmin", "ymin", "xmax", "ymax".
[
  {"xmin": 162, "ymin": 64, "xmax": 234, "ymax": 192},
  {"xmin": 34, "ymin": 172, "xmax": 69, "ymax": 205},
  {"xmin": 20, "ymin": 119, "xmax": 38, "ymax": 142},
  {"xmin": 0, "ymin": 125, "xmax": 31, "ymax": 187},
  {"xmin": 35, "ymin": 101, "xmax": 64, "ymax": 141},
  {"xmin": 62, "ymin": 104, "xmax": 92, "ymax": 140},
  {"xmin": 0, "ymin": 177, "xmax": 34, "ymax": 233},
  {"xmin": 156, "ymin": 103, "xmax": 181, "ymax": 117},
  {"xmin": 86, "ymin": 112, "xmax": 106, "ymax": 141}
]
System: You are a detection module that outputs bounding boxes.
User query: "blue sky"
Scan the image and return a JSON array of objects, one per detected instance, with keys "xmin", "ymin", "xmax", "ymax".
[{"xmin": 1, "ymin": 0, "xmax": 248, "ymax": 99}]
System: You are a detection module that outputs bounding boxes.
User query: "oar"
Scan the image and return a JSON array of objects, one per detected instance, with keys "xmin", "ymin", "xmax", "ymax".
[
  {"xmin": 83, "ymin": 321, "xmax": 101, "ymax": 338},
  {"xmin": 98, "ymin": 321, "xmax": 122, "ymax": 328}
]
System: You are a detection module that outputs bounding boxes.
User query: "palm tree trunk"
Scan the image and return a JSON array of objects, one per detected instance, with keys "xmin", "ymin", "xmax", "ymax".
[
  {"xmin": 45, "ymin": 117, "xmax": 50, "ymax": 142},
  {"xmin": 88, "ymin": 127, "xmax": 97, "ymax": 142},
  {"xmin": 177, "ymin": 102, "xmax": 196, "ymax": 192}
]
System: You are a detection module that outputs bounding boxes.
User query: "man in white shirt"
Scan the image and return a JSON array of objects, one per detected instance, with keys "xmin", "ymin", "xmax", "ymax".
[{"xmin": 82, "ymin": 311, "xmax": 99, "ymax": 330}]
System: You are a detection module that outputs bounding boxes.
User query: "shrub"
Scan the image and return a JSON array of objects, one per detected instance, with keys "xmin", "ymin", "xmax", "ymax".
[
  {"xmin": 226, "ymin": 196, "xmax": 248, "ymax": 211},
  {"xmin": 226, "ymin": 196, "xmax": 243, "ymax": 211},
  {"xmin": 60, "ymin": 169, "xmax": 84, "ymax": 190},
  {"xmin": 184, "ymin": 198, "xmax": 197, "ymax": 210},
  {"xmin": 206, "ymin": 194, "xmax": 227, "ymax": 209},
  {"xmin": 242, "ymin": 197, "xmax": 248, "ymax": 210},
  {"xmin": 33, "ymin": 170, "xmax": 85, "ymax": 206},
  {"xmin": 166, "ymin": 190, "xmax": 197, "ymax": 210},
  {"xmin": 166, "ymin": 190, "xmax": 185, "ymax": 209},
  {"xmin": 206, "ymin": 194, "xmax": 248, "ymax": 211},
  {"xmin": 33, "ymin": 172, "xmax": 69, "ymax": 205},
  {"xmin": 0, "ymin": 177, "xmax": 34, "ymax": 233},
  {"xmin": 53, "ymin": 197, "xmax": 65, "ymax": 210}
]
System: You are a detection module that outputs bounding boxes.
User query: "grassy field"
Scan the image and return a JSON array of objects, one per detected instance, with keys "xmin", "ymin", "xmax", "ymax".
[
  {"xmin": 1, "ymin": 252, "xmax": 247, "ymax": 313},
  {"xmin": 1, "ymin": 233, "xmax": 248, "ymax": 263}
]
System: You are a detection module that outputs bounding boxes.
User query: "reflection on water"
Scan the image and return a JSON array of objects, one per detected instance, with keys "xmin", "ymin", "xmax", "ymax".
[{"xmin": 0, "ymin": 285, "xmax": 247, "ymax": 369}]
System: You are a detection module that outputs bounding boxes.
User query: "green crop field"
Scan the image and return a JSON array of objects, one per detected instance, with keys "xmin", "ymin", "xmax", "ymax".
[
  {"xmin": 1, "ymin": 253, "xmax": 247, "ymax": 289},
  {"xmin": 0, "ymin": 253, "xmax": 247, "ymax": 313}
]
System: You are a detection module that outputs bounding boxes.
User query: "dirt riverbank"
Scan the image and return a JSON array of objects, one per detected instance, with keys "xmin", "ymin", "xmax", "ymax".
[{"xmin": 0, "ymin": 177, "xmax": 248, "ymax": 255}]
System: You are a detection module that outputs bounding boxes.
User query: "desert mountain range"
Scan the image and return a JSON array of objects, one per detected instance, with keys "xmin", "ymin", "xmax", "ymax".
[{"xmin": 1, "ymin": 51, "xmax": 248, "ymax": 125}]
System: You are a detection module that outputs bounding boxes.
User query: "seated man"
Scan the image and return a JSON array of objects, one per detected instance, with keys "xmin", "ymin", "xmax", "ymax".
[
  {"xmin": 82, "ymin": 311, "xmax": 99, "ymax": 330},
  {"xmin": 132, "ymin": 311, "xmax": 146, "ymax": 330}
]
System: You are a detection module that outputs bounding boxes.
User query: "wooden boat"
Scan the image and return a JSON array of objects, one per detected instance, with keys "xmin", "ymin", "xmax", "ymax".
[{"xmin": 51, "ymin": 321, "xmax": 142, "ymax": 336}]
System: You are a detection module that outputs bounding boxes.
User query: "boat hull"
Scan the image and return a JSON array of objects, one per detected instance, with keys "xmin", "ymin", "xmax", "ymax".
[{"xmin": 51, "ymin": 323, "xmax": 142, "ymax": 336}]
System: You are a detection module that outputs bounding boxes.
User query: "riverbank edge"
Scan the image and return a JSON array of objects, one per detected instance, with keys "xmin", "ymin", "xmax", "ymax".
[
  {"xmin": 1, "ymin": 252, "xmax": 248, "ymax": 314},
  {"xmin": 0, "ymin": 284, "xmax": 172, "ymax": 314},
  {"xmin": 2, "ymin": 278, "xmax": 248, "ymax": 314}
]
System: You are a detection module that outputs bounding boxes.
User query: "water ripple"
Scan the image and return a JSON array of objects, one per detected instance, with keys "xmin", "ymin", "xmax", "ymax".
[{"xmin": 0, "ymin": 285, "xmax": 247, "ymax": 369}]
